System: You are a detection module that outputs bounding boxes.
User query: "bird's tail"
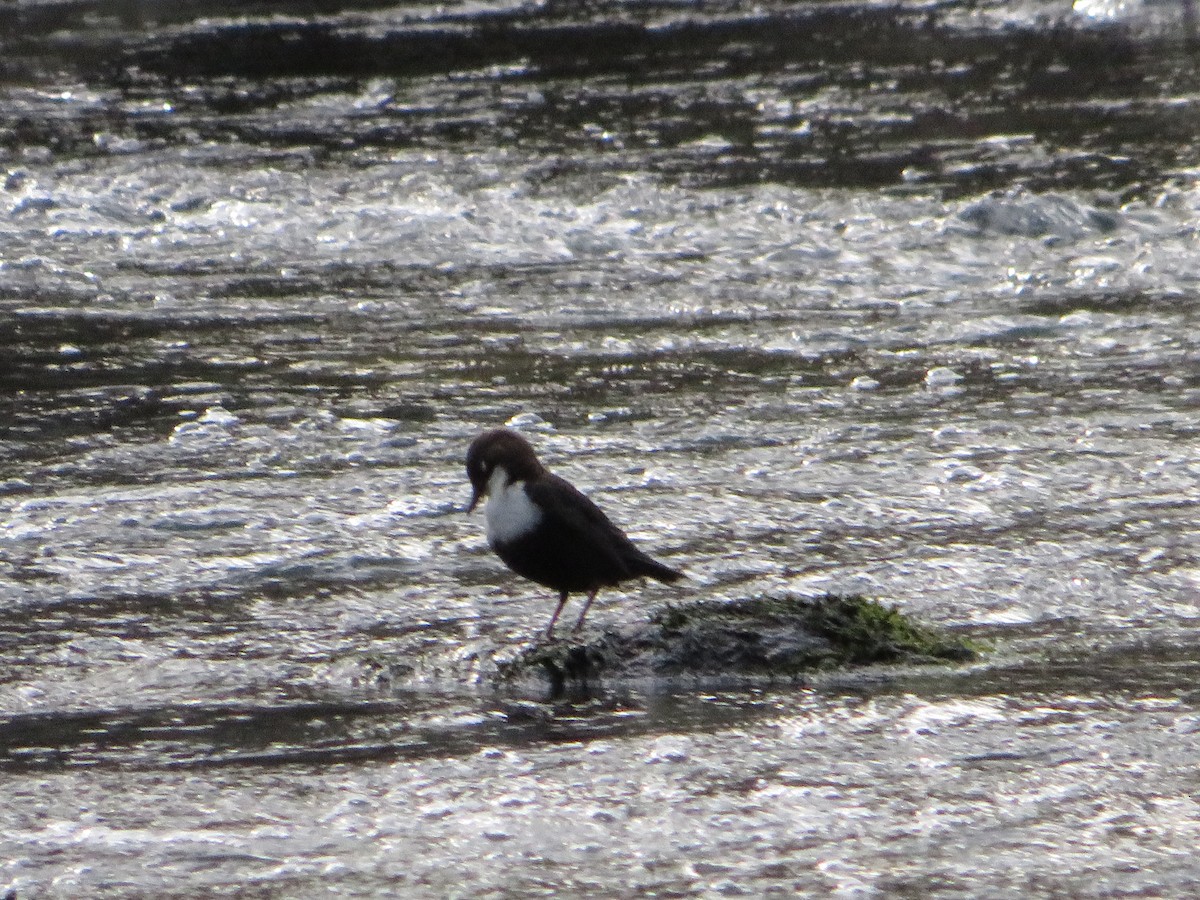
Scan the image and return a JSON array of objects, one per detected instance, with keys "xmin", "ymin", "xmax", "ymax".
[{"xmin": 630, "ymin": 553, "xmax": 684, "ymax": 584}]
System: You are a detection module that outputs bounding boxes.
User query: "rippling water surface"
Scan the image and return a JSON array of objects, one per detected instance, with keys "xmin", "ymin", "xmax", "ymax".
[{"xmin": 2, "ymin": 0, "xmax": 1200, "ymax": 895}]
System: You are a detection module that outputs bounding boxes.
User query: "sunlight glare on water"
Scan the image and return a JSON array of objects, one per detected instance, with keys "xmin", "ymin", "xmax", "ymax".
[{"xmin": 3, "ymin": 0, "xmax": 1200, "ymax": 895}]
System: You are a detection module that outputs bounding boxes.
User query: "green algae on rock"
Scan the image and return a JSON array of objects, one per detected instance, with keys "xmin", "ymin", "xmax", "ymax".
[{"xmin": 498, "ymin": 594, "xmax": 976, "ymax": 691}]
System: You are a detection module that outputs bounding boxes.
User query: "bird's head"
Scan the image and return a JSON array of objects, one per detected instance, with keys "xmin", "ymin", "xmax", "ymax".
[{"xmin": 465, "ymin": 427, "xmax": 545, "ymax": 512}]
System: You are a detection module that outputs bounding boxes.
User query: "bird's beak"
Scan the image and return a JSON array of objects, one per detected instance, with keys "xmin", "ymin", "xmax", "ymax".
[{"xmin": 467, "ymin": 487, "xmax": 482, "ymax": 513}]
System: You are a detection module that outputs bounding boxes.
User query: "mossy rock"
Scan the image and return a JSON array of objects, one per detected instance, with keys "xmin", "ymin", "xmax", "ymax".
[{"xmin": 497, "ymin": 593, "xmax": 976, "ymax": 692}]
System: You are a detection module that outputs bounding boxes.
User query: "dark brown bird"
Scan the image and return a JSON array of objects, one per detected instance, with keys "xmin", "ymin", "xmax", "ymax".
[{"xmin": 466, "ymin": 428, "xmax": 683, "ymax": 637}]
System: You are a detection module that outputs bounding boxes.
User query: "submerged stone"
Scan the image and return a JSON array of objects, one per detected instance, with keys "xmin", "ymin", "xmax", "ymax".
[{"xmin": 497, "ymin": 593, "xmax": 976, "ymax": 692}]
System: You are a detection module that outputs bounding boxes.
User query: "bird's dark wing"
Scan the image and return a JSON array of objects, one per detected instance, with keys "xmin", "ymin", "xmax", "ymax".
[
  {"xmin": 523, "ymin": 474, "xmax": 638, "ymax": 576},
  {"xmin": 524, "ymin": 474, "xmax": 682, "ymax": 585}
]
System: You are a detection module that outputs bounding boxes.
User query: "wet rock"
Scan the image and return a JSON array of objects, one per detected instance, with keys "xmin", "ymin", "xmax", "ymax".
[
  {"xmin": 955, "ymin": 193, "xmax": 1122, "ymax": 240},
  {"xmin": 497, "ymin": 594, "xmax": 976, "ymax": 692}
]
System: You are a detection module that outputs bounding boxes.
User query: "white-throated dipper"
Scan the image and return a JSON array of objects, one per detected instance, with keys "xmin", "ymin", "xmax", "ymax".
[{"xmin": 466, "ymin": 428, "xmax": 683, "ymax": 637}]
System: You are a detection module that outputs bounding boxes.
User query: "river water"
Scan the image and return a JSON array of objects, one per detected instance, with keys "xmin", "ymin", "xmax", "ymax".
[{"xmin": 2, "ymin": 0, "xmax": 1200, "ymax": 895}]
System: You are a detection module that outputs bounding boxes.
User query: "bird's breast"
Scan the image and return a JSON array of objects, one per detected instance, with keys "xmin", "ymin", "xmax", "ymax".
[{"xmin": 484, "ymin": 477, "xmax": 542, "ymax": 547}]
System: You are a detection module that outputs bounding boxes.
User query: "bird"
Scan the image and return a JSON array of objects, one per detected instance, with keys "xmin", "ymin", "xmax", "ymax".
[{"xmin": 465, "ymin": 427, "xmax": 683, "ymax": 638}]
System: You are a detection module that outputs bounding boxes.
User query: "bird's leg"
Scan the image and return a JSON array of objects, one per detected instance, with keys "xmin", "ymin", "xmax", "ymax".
[
  {"xmin": 545, "ymin": 590, "xmax": 569, "ymax": 638},
  {"xmin": 571, "ymin": 589, "xmax": 599, "ymax": 632}
]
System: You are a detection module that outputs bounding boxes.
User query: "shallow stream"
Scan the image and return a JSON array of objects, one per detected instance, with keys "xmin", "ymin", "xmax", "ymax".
[{"xmin": 2, "ymin": 0, "xmax": 1200, "ymax": 895}]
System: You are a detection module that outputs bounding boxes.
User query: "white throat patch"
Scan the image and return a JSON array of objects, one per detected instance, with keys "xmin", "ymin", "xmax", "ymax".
[{"xmin": 484, "ymin": 467, "xmax": 541, "ymax": 547}]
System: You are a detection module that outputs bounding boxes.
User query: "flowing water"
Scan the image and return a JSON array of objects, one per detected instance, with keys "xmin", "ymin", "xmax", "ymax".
[{"xmin": 2, "ymin": 0, "xmax": 1200, "ymax": 895}]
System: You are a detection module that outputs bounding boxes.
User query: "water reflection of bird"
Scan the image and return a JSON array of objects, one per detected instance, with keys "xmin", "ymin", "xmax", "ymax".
[{"xmin": 466, "ymin": 428, "xmax": 683, "ymax": 638}]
